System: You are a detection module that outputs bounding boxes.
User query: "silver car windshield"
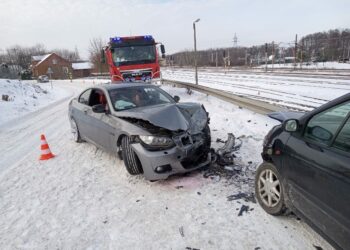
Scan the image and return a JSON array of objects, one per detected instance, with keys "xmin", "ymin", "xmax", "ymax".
[{"xmin": 108, "ymin": 86, "xmax": 175, "ymax": 111}]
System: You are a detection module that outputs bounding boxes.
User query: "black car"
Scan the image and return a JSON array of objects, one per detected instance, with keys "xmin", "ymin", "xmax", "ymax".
[{"xmin": 255, "ymin": 93, "xmax": 350, "ymax": 250}]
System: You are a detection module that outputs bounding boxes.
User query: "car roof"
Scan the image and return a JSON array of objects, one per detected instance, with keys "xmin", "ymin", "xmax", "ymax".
[{"xmin": 98, "ymin": 83, "xmax": 156, "ymax": 91}]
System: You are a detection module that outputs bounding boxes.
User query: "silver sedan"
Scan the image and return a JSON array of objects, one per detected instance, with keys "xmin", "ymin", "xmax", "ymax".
[{"xmin": 68, "ymin": 83, "xmax": 211, "ymax": 180}]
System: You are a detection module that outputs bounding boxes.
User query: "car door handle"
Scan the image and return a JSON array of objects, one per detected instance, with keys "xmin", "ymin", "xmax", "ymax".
[{"xmin": 306, "ymin": 142, "xmax": 323, "ymax": 152}]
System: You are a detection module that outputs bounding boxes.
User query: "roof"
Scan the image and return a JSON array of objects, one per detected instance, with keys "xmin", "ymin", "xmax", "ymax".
[
  {"xmin": 32, "ymin": 54, "xmax": 51, "ymax": 62},
  {"xmin": 31, "ymin": 53, "xmax": 53, "ymax": 67},
  {"xmin": 72, "ymin": 62, "xmax": 93, "ymax": 70}
]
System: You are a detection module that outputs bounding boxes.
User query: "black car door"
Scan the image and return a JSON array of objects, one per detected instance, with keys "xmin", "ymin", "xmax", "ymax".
[{"xmin": 284, "ymin": 101, "xmax": 350, "ymax": 249}]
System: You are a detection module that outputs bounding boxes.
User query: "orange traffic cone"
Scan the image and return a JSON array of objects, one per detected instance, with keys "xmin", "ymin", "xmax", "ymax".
[{"xmin": 39, "ymin": 134, "xmax": 55, "ymax": 160}]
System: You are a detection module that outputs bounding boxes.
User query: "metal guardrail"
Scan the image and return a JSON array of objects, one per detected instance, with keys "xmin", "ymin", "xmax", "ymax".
[{"xmin": 161, "ymin": 79, "xmax": 284, "ymax": 115}]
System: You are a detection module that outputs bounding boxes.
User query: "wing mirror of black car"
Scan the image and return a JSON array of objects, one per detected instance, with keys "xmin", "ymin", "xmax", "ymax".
[
  {"xmin": 283, "ymin": 119, "xmax": 299, "ymax": 132},
  {"xmin": 173, "ymin": 95, "xmax": 180, "ymax": 103},
  {"xmin": 92, "ymin": 104, "xmax": 106, "ymax": 113},
  {"xmin": 310, "ymin": 126, "xmax": 332, "ymax": 141}
]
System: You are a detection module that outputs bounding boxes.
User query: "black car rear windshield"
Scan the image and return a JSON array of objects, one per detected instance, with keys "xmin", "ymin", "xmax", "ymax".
[{"xmin": 108, "ymin": 86, "xmax": 175, "ymax": 111}]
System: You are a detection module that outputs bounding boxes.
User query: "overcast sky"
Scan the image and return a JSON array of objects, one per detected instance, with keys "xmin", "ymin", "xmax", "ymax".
[{"xmin": 0, "ymin": 0, "xmax": 349, "ymax": 59}]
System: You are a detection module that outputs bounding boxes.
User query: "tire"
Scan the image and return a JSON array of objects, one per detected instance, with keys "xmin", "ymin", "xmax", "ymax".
[
  {"xmin": 203, "ymin": 123, "xmax": 211, "ymax": 149},
  {"xmin": 255, "ymin": 162, "xmax": 286, "ymax": 215},
  {"xmin": 71, "ymin": 118, "xmax": 82, "ymax": 143},
  {"xmin": 121, "ymin": 136, "xmax": 143, "ymax": 175}
]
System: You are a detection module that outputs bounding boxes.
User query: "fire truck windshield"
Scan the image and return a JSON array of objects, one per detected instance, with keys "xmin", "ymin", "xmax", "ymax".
[{"xmin": 112, "ymin": 45, "xmax": 156, "ymax": 66}]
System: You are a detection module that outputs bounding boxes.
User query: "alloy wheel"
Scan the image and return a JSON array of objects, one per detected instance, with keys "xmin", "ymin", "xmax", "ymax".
[{"xmin": 258, "ymin": 169, "xmax": 281, "ymax": 207}]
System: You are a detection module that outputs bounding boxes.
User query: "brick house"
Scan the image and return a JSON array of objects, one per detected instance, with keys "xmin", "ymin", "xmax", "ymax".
[
  {"xmin": 72, "ymin": 62, "xmax": 93, "ymax": 78},
  {"xmin": 31, "ymin": 53, "xmax": 72, "ymax": 79}
]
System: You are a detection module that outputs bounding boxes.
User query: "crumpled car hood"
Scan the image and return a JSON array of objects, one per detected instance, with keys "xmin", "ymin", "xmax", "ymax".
[
  {"xmin": 115, "ymin": 102, "xmax": 208, "ymax": 134},
  {"xmin": 268, "ymin": 111, "xmax": 304, "ymax": 122}
]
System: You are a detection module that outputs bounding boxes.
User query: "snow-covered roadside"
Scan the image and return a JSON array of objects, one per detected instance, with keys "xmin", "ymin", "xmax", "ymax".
[
  {"xmin": 0, "ymin": 81, "xmax": 332, "ymax": 249},
  {"xmin": 0, "ymin": 79, "xmax": 70, "ymax": 125}
]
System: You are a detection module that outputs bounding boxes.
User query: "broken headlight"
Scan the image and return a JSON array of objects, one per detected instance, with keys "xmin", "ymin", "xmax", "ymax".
[{"xmin": 138, "ymin": 135, "xmax": 174, "ymax": 148}]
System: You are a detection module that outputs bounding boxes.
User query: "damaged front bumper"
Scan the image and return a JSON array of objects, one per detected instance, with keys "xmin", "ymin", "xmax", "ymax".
[{"xmin": 131, "ymin": 140, "xmax": 211, "ymax": 180}]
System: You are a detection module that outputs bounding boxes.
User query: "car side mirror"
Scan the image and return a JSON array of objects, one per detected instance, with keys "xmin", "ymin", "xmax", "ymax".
[
  {"xmin": 283, "ymin": 119, "xmax": 299, "ymax": 132},
  {"xmin": 173, "ymin": 95, "xmax": 180, "ymax": 103},
  {"xmin": 92, "ymin": 104, "xmax": 106, "ymax": 113}
]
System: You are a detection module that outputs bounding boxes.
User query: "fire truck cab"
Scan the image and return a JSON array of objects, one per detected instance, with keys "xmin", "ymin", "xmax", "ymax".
[{"xmin": 102, "ymin": 35, "xmax": 165, "ymax": 83}]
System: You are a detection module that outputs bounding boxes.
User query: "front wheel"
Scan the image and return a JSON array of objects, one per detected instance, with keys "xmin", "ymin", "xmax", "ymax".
[
  {"xmin": 70, "ymin": 118, "xmax": 82, "ymax": 143},
  {"xmin": 255, "ymin": 162, "xmax": 286, "ymax": 215},
  {"xmin": 121, "ymin": 136, "xmax": 143, "ymax": 175}
]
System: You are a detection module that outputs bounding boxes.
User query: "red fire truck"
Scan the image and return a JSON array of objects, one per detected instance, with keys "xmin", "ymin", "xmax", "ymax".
[{"xmin": 101, "ymin": 35, "xmax": 165, "ymax": 83}]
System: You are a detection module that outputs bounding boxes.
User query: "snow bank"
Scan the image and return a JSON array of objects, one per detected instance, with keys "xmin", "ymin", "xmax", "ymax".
[{"xmin": 0, "ymin": 79, "xmax": 70, "ymax": 125}]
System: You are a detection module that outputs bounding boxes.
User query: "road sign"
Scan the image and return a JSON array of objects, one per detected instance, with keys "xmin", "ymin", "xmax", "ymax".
[{"xmin": 47, "ymin": 67, "xmax": 53, "ymax": 74}]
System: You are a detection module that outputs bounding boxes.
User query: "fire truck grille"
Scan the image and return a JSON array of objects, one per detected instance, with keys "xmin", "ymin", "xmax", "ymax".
[{"xmin": 121, "ymin": 70, "xmax": 152, "ymax": 81}]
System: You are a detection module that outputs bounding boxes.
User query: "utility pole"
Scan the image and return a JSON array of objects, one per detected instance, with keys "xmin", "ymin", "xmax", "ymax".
[
  {"xmin": 294, "ymin": 34, "xmax": 298, "ymax": 70},
  {"xmin": 265, "ymin": 43, "xmax": 268, "ymax": 72},
  {"xmin": 233, "ymin": 33, "xmax": 238, "ymax": 67},
  {"xmin": 272, "ymin": 41, "xmax": 275, "ymax": 71},
  {"xmin": 215, "ymin": 50, "xmax": 218, "ymax": 67},
  {"xmin": 193, "ymin": 18, "xmax": 200, "ymax": 85},
  {"xmin": 228, "ymin": 50, "xmax": 230, "ymax": 67},
  {"xmin": 300, "ymin": 42, "xmax": 303, "ymax": 69}
]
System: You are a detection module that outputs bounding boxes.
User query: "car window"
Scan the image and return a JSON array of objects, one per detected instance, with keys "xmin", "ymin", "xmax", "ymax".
[
  {"xmin": 109, "ymin": 86, "xmax": 174, "ymax": 111},
  {"xmin": 304, "ymin": 101, "xmax": 350, "ymax": 145},
  {"xmin": 79, "ymin": 89, "xmax": 91, "ymax": 105},
  {"xmin": 88, "ymin": 89, "xmax": 109, "ymax": 110},
  {"xmin": 333, "ymin": 118, "xmax": 350, "ymax": 152}
]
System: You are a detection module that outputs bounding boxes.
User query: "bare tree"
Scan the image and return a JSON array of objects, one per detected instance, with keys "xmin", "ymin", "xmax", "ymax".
[
  {"xmin": 88, "ymin": 37, "xmax": 108, "ymax": 73},
  {"xmin": 52, "ymin": 48, "xmax": 80, "ymax": 62}
]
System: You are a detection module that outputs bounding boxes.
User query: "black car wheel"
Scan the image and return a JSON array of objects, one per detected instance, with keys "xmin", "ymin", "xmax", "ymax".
[
  {"xmin": 71, "ymin": 118, "xmax": 82, "ymax": 143},
  {"xmin": 121, "ymin": 136, "xmax": 143, "ymax": 175},
  {"xmin": 255, "ymin": 162, "xmax": 286, "ymax": 215}
]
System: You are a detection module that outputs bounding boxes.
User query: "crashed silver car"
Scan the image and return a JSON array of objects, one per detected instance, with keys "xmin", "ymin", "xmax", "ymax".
[{"xmin": 68, "ymin": 83, "xmax": 211, "ymax": 180}]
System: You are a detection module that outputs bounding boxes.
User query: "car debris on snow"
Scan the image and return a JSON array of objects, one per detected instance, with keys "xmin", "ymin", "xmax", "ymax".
[
  {"xmin": 238, "ymin": 204, "xmax": 250, "ymax": 216},
  {"xmin": 227, "ymin": 192, "xmax": 256, "ymax": 203},
  {"xmin": 179, "ymin": 226, "xmax": 185, "ymax": 237},
  {"xmin": 202, "ymin": 133, "xmax": 256, "ymax": 190}
]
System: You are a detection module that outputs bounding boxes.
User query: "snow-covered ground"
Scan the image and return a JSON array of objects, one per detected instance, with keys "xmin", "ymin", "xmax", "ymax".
[
  {"xmin": 162, "ymin": 68, "xmax": 350, "ymax": 111},
  {"xmin": 0, "ymin": 79, "xmax": 332, "ymax": 249},
  {"xmin": 258, "ymin": 61, "xmax": 350, "ymax": 70},
  {"xmin": 0, "ymin": 79, "xmax": 70, "ymax": 125}
]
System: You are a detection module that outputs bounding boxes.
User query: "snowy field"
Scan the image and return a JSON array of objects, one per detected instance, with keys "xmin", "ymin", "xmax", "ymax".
[
  {"xmin": 0, "ymin": 79, "xmax": 333, "ymax": 249},
  {"xmin": 258, "ymin": 61, "xmax": 350, "ymax": 70},
  {"xmin": 162, "ymin": 68, "xmax": 350, "ymax": 111}
]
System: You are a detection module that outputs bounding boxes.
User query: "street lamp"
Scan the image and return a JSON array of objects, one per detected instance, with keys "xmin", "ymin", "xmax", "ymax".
[{"xmin": 193, "ymin": 18, "xmax": 200, "ymax": 85}]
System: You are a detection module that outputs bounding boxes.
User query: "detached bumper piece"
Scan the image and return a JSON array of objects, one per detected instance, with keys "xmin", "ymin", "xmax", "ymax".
[{"xmin": 131, "ymin": 132, "xmax": 210, "ymax": 180}]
